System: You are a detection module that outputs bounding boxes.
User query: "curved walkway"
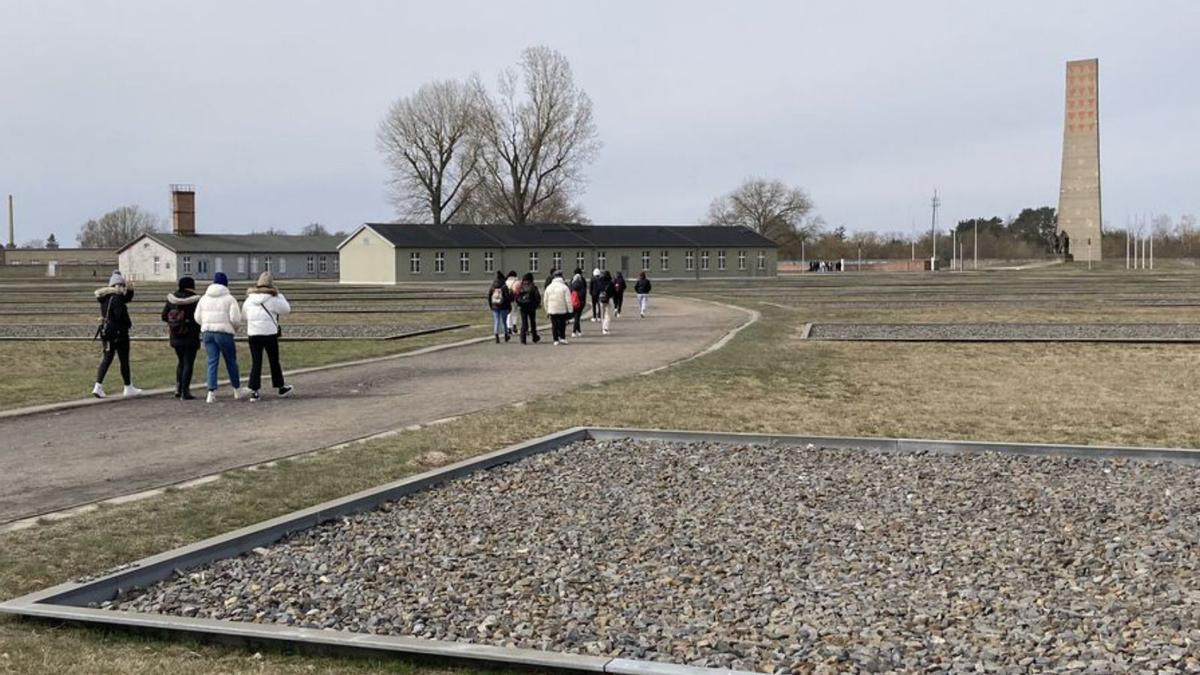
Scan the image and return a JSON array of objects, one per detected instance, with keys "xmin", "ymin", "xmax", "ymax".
[{"xmin": 0, "ymin": 297, "xmax": 747, "ymax": 523}]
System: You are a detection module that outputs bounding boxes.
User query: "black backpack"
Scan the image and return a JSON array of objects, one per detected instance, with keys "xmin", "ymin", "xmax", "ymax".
[{"xmin": 517, "ymin": 282, "xmax": 534, "ymax": 307}]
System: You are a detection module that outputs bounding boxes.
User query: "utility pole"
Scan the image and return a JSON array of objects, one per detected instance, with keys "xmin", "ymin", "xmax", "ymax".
[
  {"xmin": 1125, "ymin": 225, "xmax": 1130, "ymax": 270},
  {"xmin": 6, "ymin": 195, "xmax": 13, "ymax": 249},
  {"xmin": 952, "ymin": 227, "xmax": 957, "ymax": 271},
  {"xmin": 973, "ymin": 220, "xmax": 978, "ymax": 269},
  {"xmin": 930, "ymin": 189, "xmax": 940, "ymax": 271}
]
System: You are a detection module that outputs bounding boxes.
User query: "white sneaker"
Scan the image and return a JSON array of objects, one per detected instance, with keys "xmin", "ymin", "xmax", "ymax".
[
  {"xmin": 92, "ymin": 383, "xmax": 106, "ymax": 399},
  {"xmin": 602, "ymin": 329, "xmax": 610, "ymax": 335},
  {"xmin": 561, "ymin": 339, "xmax": 569, "ymax": 345},
  {"xmin": 553, "ymin": 340, "xmax": 560, "ymax": 346},
  {"xmin": 590, "ymin": 317, "xmax": 596, "ymax": 322},
  {"xmin": 206, "ymin": 391, "xmax": 217, "ymax": 403},
  {"xmin": 122, "ymin": 385, "xmax": 143, "ymax": 397},
  {"xmin": 233, "ymin": 387, "xmax": 248, "ymax": 400}
]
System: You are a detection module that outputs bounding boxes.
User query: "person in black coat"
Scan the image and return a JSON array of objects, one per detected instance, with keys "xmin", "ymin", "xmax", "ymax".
[
  {"xmin": 588, "ymin": 268, "xmax": 603, "ymax": 321},
  {"xmin": 514, "ymin": 272, "xmax": 542, "ymax": 345},
  {"xmin": 487, "ymin": 272, "xmax": 513, "ymax": 343},
  {"xmin": 162, "ymin": 276, "xmax": 202, "ymax": 400},
  {"xmin": 93, "ymin": 270, "xmax": 142, "ymax": 398},
  {"xmin": 612, "ymin": 272, "xmax": 627, "ymax": 317},
  {"xmin": 634, "ymin": 271, "xmax": 652, "ymax": 318}
]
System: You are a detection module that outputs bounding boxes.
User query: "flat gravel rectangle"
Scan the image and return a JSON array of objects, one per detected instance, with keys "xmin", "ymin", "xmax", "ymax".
[
  {"xmin": 100, "ymin": 437, "xmax": 1200, "ymax": 672},
  {"xmin": 809, "ymin": 322, "xmax": 1200, "ymax": 342}
]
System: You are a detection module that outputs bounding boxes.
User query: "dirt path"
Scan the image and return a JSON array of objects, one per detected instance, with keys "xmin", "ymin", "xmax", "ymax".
[{"xmin": 0, "ymin": 297, "xmax": 745, "ymax": 522}]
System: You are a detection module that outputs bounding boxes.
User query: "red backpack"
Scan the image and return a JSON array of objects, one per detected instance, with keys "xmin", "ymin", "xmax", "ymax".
[{"xmin": 570, "ymin": 289, "xmax": 583, "ymax": 311}]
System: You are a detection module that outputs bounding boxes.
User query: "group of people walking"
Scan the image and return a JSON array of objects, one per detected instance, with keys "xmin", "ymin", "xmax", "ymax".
[
  {"xmin": 90, "ymin": 264, "xmax": 655, "ymax": 402},
  {"xmin": 92, "ymin": 270, "xmax": 293, "ymax": 403},
  {"xmin": 488, "ymin": 267, "xmax": 652, "ymax": 346}
]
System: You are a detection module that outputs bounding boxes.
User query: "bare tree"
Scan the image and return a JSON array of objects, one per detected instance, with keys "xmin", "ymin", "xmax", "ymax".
[
  {"xmin": 474, "ymin": 46, "xmax": 600, "ymax": 225},
  {"xmin": 77, "ymin": 205, "xmax": 163, "ymax": 248},
  {"xmin": 301, "ymin": 222, "xmax": 330, "ymax": 236},
  {"xmin": 20, "ymin": 238, "xmax": 44, "ymax": 249},
  {"xmin": 704, "ymin": 178, "xmax": 815, "ymax": 244},
  {"xmin": 378, "ymin": 79, "xmax": 482, "ymax": 224}
]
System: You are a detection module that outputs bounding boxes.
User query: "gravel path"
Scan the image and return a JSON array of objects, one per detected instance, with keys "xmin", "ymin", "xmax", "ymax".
[
  {"xmin": 0, "ymin": 323, "xmax": 458, "ymax": 340},
  {"xmin": 109, "ymin": 439, "xmax": 1200, "ymax": 672},
  {"xmin": 810, "ymin": 322, "xmax": 1200, "ymax": 341},
  {"xmin": 0, "ymin": 297, "xmax": 744, "ymax": 522}
]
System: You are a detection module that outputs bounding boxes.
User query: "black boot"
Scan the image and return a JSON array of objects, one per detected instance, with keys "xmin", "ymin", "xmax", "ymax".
[{"xmin": 173, "ymin": 385, "xmax": 181, "ymax": 398}]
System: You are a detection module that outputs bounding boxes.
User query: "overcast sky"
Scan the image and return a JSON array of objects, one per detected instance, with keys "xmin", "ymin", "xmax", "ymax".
[{"xmin": 2, "ymin": 1, "xmax": 1197, "ymax": 244}]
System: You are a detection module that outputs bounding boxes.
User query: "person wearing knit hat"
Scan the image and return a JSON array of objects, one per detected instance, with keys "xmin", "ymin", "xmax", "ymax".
[
  {"xmin": 588, "ymin": 268, "xmax": 603, "ymax": 322},
  {"xmin": 194, "ymin": 271, "xmax": 246, "ymax": 403},
  {"xmin": 92, "ymin": 271, "xmax": 142, "ymax": 398},
  {"xmin": 243, "ymin": 271, "xmax": 293, "ymax": 401},
  {"xmin": 162, "ymin": 276, "xmax": 202, "ymax": 400}
]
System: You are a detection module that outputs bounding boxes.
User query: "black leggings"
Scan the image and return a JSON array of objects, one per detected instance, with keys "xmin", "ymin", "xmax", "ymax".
[
  {"xmin": 96, "ymin": 339, "xmax": 131, "ymax": 386},
  {"xmin": 249, "ymin": 334, "xmax": 286, "ymax": 391},
  {"xmin": 174, "ymin": 345, "xmax": 198, "ymax": 393},
  {"xmin": 572, "ymin": 307, "xmax": 583, "ymax": 333},
  {"xmin": 591, "ymin": 296, "xmax": 602, "ymax": 319},
  {"xmin": 520, "ymin": 307, "xmax": 539, "ymax": 342},
  {"xmin": 613, "ymin": 292, "xmax": 624, "ymax": 313}
]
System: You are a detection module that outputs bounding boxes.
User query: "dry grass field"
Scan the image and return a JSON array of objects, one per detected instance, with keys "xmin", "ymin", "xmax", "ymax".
[{"xmin": 1, "ymin": 267, "xmax": 1198, "ymax": 673}]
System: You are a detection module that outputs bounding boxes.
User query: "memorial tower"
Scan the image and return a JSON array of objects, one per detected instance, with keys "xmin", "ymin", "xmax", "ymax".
[{"xmin": 1057, "ymin": 58, "xmax": 1102, "ymax": 262}]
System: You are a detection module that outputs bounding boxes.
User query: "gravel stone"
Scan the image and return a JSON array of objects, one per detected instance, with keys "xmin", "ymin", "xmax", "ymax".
[
  {"xmin": 106, "ymin": 439, "xmax": 1200, "ymax": 672},
  {"xmin": 809, "ymin": 322, "xmax": 1200, "ymax": 341}
]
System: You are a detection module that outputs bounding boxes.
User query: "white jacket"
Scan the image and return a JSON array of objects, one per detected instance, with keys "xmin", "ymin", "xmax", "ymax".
[
  {"xmin": 243, "ymin": 292, "xmax": 291, "ymax": 337},
  {"xmin": 194, "ymin": 284, "xmax": 241, "ymax": 334},
  {"xmin": 543, "ymin": 277, "xmax": 572, "ymax": 315}
]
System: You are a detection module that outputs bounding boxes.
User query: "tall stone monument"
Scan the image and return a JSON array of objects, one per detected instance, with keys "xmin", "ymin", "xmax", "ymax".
[{"xmin": 1057, "ymin": 58, "xmax": 1102, "ymax": 262}]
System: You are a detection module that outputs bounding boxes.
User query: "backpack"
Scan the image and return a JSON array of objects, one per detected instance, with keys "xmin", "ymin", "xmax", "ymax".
[
  {"xmin": 570, "ymin": 289, "xmax": 583, "ymax": 311},
  {"xmin": 598, "ymin": 288, "xmax": 609, "ymax": 304},
  {"xmin": 490, "ymin": 286, "xmax": 505, "ymax": 307},
  {"xmin": 614, "ymin": 278, "xmax": 625, "ymax": 292},
  {"xmin": 517, "ymin": 282, "xmax": 534, "ymax": 308},
  {"xmin": 166, "ymin": 305, "xmax": 191, "ymax": 339}
]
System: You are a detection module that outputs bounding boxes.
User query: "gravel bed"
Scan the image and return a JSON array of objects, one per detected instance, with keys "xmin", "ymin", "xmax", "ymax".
[
  {"xmin": 107, "ymin": 439, "xmax": 1200, "ymax": 672},
  {"xmin": 810, "ymin": 322, "xmax": 1200, "ymax": 341},
  {"xmin": 0, "ymin": 323, "xmax": 459, "ymax": 340}
]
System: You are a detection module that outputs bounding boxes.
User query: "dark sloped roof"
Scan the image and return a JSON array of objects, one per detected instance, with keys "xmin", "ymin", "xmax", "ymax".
[
  {"xmin": 354, "ymin": 223, "xmax": 777, "ymax": 250},
  {"xmin": 123, "ymin": 233, "xmax": 342, "ymax": 254}
]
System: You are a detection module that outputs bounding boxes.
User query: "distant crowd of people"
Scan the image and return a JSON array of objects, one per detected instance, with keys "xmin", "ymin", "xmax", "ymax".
[
  {"xmin": 93, "ymin": 270, "xmax": 293, "ymax": 403},
  {"xmin": 808, "ymin": 260, "xmax": 844, "ymax": 272},
  {"xmin": 487, "ymin": 267, "xmax": 653, "ymax": 345}
]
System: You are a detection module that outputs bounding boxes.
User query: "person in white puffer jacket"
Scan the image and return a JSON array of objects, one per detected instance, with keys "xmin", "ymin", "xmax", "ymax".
[
  {"xmin": 193, "ymin": 271, "xmax": 245, "ymax": 403},
  {"xmin": 242, "ymin": 271, "xmax": 293, "ymax": 402},
  {"xmin": 542, "ymin": 270, "xmax": 573, "ymax": 345}
]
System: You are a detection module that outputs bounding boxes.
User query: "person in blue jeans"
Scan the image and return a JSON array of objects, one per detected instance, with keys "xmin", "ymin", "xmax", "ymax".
[
  {"xmin": 486, "ymin": 271, "xmax": 513, "ymax": 344},
  {"xmin": 192, "ymin": 272, "xmax": 246, "ymax": 403}
]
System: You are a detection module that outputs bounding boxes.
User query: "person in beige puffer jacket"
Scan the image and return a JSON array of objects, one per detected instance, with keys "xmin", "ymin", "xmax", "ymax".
[{"xmin": 193, "ymin": 272, "xmax": 245, "ymax": 403}]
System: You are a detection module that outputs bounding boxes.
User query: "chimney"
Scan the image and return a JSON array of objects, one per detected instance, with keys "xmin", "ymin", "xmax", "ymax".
[{"xmin": 171, "ymin": 184, "xmax": 196, "ymax": 236}]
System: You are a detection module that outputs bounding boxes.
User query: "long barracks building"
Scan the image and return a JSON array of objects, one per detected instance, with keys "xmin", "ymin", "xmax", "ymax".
[{"xmin": 338, "ymin": 223, "xmax": 779, "ymax": 284}]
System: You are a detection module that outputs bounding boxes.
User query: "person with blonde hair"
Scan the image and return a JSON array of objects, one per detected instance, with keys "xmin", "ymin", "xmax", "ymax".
[{"xmin": 243, "ymin": 271, "xmax": 293, "ymax": 402}]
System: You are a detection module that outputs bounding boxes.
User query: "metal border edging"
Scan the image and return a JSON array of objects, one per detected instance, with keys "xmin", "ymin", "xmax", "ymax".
[
  {"xmin": 585, "ymin": 427, "xmax": 1200, "ymax": 465},
  {"xmin": 5, "ymin": 426, "xmax": 1200, "ymax": 673}
]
